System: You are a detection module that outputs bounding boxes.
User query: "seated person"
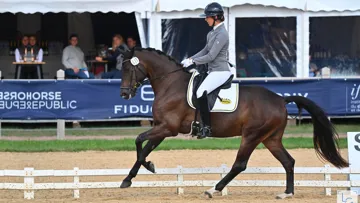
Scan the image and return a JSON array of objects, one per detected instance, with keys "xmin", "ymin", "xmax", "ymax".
[
  {"xmin": 127, "ymin": 36, "xmax": 138, "ymax": 49},
  {"xmin": 309, "ymin": 55, "xmax": 320, "ymax": 77},
  {"xmin": 96, "ymin": 34, "xmax": 129, "ymax": 79},
  {"xmin": 29, "ymin": 35, "xmax": 43, "ymax": 62},
  {"xmin": 15, "ymin": 35, "xmax": 42, "ymax": 79},
  {"xmin": 62, "ymin": 34, "xmax": 94, "ymax": 79}
]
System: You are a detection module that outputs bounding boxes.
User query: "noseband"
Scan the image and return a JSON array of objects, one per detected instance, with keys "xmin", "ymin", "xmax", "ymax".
[
  {"xmin": 120, "ymin": 57, "xmax": 148, "ymax": 95},
  {"xmin": 120, "ymin": 56, "xmax": 185, "ymax": 94}
]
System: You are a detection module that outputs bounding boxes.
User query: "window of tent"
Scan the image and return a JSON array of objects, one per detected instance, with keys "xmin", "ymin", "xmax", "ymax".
[
  {"xmin": 235, "ymin": 17, "xmax": 296, "ymax": 77},
  {"xmin": 310, "ymin": 16, "xmax": 360, "ymax": 77},
  {"xmin": 162, "ymin": 18, "xmax": 211, "ymax": 62}
]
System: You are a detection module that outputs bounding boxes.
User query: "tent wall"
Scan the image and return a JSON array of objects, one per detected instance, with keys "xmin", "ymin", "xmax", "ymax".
[
  {"xmin": 149, "ymin": 8, "xmax": 229, "ymax": 54},
  {"xmin": 229, "ymin": 5, "xmax": 304, "ymax": 77}
]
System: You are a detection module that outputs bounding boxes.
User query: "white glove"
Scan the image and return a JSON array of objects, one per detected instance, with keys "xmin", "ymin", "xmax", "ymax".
[
  {"xmin": 181, "ymin": 58, "xmax": 188, "ymax": 65},
  {"xmin": 182, "ymin": 58, "xmax": 194, "ymax": 68}
]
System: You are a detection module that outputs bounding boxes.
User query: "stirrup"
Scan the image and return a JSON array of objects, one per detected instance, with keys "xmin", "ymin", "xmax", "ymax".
[{"xmin": 197, "ymin": 126, "xmax": 212, "ymax": 139}]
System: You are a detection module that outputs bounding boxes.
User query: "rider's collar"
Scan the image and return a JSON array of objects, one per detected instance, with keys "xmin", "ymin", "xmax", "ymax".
[{"xmin": 213, "ymin": 22, "xmax": 223, "ymax": 30}]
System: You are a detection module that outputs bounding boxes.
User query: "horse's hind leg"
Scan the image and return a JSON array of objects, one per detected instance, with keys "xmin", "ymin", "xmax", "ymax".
[
  {"xmin": 205, "ymin": 135, "xmax": 261, "ymax": 198},
  {"xmin": 262, "ymin": 127, "xmax": 295, "ymax": 199}
]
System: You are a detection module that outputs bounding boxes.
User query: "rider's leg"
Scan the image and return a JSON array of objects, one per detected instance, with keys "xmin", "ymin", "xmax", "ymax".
[
  {"xmin": 196, "ymin": 71, "xmax": 232, "ymax": 139},
  {"xmin": 196, "ymin": 71, "xmax": 232, "ymax": 98},
  {"xmin": 197, "ymin": 91, "xmax": 212, "ymax": 139}
]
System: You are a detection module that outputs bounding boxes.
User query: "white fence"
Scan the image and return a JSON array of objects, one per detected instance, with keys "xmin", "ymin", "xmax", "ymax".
[{"xmin": 1, "ymin": 164, "xmax": 360, "ymax": 200}]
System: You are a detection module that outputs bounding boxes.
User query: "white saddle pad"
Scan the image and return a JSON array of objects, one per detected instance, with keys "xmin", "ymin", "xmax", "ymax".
[{"xmin": 187, "ymin": 72, "xmax": 239, "ymax": 113}]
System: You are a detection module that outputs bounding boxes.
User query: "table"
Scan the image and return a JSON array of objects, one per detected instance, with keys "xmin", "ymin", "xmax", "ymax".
[
  {"xmin": 13, "ymin": 62, "xmax": 46, "ymax": 79},
  {"xmin": 87, "ymin": 60, "xmax": 109, "ymax": 74}
]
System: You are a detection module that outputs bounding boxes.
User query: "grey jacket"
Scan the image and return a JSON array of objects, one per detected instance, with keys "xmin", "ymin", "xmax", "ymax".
[{"xmin": 191, "ymin": 23, "xmax": 230, "ymax": 72}]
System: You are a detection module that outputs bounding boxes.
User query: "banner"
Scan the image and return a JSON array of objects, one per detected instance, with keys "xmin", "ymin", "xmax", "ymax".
[
  {"xmin": 0, "ymin": 80, "xmax": 153, "ymax": 120},
  {"xmin": 0, "ymin": 79, "xmax": 359, "ymax": 120}
]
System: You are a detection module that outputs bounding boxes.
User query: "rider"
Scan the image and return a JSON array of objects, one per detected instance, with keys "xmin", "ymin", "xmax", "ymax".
[{"xmin": 181, "ymin": 2, "xmax": 233, "ymax": 139}]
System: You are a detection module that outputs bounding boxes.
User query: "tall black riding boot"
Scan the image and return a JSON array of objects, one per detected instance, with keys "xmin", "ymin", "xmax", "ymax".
[{"xmin": 197, "ymin": 91, "xmax": 212, "ymax": 139}]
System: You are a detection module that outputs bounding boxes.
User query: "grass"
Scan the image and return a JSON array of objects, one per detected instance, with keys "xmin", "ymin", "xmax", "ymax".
[
  {"xmin": 0, "ymin": 137, "xmax": 348, "ymax": 152},
  {"xmin": 0, "ymin": 127, "xmax": 151, "ymax": 137},
  {"xmin": 284, "ymin": 124, "xmax": 360, "ymax": 134},
  {"xmin": 1, "ymin": 124, "xmax": 360, "ymax": 137}
]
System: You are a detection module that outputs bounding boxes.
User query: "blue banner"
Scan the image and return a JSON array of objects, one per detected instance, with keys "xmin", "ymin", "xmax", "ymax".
[
  {"xmin": 0, "ymin": 79, "xmax": 360, "ymax": 120},
  {"xmin": 0, "ymin": 80, "xmax": 153, "ymax": 120}
]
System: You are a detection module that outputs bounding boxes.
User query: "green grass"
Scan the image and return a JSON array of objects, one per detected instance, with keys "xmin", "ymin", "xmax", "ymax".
[
  {"xmin": 284, "ymin": 124, "xmax": 360, "ymax": 134},
  {"xmin": 0, "ymin": 137, "xmax": 348, "ymax": 152},
  {"xmin": 2, "ymin": 124, "xmax": 360, "ymax": 137},
  {"xmin": 0, "ymin": 127, "xmax": 152, "ymax": 137}
]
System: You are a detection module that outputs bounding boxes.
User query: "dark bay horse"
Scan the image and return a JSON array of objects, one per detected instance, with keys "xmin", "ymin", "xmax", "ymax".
[{"xmin": 119, "ymin": 47, "xmax": 349, "ymax": 199}]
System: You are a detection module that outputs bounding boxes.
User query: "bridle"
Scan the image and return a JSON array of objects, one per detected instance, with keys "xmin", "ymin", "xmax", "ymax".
[{"xmin": 120, "ymin": 56, "xmax": 185, "ymax": 95}]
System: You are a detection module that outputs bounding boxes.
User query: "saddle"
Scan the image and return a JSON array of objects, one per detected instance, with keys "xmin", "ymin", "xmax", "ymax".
[
  {"xmin": 189, "ymin": 64, "xmax": 234, "ymax": 137},
  {"xmin": 191, "ymin": 65, "xmax": 234, "ymax": 110}
]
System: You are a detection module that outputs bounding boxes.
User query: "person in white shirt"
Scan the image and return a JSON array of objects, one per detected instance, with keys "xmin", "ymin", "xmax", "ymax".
[
  {"xmin": 29, "ymin": 35, "xmax": 43, "ymax": 62},
  {"xmin": 62, "ymin": 34, "xmax": 94, "ymax": 79},
  {"xmin": 15, "ymin": 35, "xmax": 29, "ymax": 62},
  {"xmin": 15, "ymin": 35, "xmax": 43, "ymax": 79}
]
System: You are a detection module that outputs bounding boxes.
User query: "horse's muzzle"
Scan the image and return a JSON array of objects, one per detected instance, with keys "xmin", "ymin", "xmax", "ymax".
[{"xmin": 120, "ymin": 88, "xmax": 131, "ymax": 100}]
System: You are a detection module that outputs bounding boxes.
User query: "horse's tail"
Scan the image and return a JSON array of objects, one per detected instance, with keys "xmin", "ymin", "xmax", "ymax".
[{"xmin": 284, "ymin": 96, "xmax": 349, "ymax": 168}]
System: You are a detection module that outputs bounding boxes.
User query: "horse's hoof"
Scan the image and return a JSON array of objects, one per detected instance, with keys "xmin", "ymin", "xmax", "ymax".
[
  {"xmin": 145, "ymin": 161, "xmax": 156, "ymax": 173},
  {"xmin": 204, "ymin": 191, "xmax": 213, "ymax": 198},
  {"xmin": 276, "ymin": 192, "xmax": 294, "ymax": 199},
  {"xmin": 204, "ymin": 187, "xmax": 220, "ymax": 198},
  {"xmin": 120, "ymin": 180, "xmax": 132, "ymax": 188}
]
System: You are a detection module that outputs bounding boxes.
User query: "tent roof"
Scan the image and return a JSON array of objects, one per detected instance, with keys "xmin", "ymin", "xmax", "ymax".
[
  {"xmin": 155, "ymin": 0, "xmax": 360, "ymax": 12},
  {"xmin": 0, "ymin": 0, "xmax": 152, "ymax": 14},
  {"xmin": 155, "ymin": 0, "xmax": 306, "ymax": 12},
  {"xmin": 306, "ymin": 0, "xmax": 360, "ymax": 12}
]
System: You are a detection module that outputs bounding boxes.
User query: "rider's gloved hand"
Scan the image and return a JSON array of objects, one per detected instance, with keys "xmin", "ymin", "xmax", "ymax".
[{"xmin": 181, "ymin": 58, "xmax": 194, "ymax": 68}]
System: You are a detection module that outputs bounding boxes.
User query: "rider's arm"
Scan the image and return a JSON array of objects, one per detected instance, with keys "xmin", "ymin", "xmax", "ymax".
[
  {"xmin": 191, "ymin": 45, "xmax": 208, "ymax": 59},
  {"xmin": 192, "ymin": 33, "xmax": 227, "ymax": 65}
]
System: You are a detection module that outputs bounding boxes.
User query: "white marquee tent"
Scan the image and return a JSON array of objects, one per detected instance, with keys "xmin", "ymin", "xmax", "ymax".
[
  {"xmin": 1, "ymin": 0, "xmax": 360, "ymax": 78},
  {"xmin": 149, "ymin": 0, "xmax": 360, "ymax": 78}
]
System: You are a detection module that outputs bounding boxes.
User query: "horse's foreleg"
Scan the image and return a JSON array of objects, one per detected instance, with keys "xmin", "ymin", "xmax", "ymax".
[{"xmin": 120, "ymin": 125, "xmax": 172, "ymax": 189}]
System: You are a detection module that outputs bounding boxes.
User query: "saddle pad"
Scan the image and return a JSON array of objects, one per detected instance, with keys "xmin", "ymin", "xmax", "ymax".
[{"xmin": 187, "ymin": 72, "xmax": 239, "ymax": 113}]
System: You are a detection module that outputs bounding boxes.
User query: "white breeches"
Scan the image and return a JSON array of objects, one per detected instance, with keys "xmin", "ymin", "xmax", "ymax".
[{"xmin": 196, "ymin": 71, "xmax": 233, "ymax": 98}]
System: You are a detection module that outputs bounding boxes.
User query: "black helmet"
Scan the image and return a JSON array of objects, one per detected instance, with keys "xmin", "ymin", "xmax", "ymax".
[{"xmin": 199, "ymin": 2, "xmax": 224, "ymax": 18}]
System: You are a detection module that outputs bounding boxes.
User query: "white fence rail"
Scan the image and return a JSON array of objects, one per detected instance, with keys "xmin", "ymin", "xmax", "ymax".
[{"xmin": 1, "ymin": 164, "xmax": 360, "ymax": 200}]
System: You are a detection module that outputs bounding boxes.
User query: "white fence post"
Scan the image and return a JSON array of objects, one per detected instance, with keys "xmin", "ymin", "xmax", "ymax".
[
  {"xmin": 57, "ymin": 120, "xmax": 65, "ymax": 140},
  {"xmin": 56, "ymin": 69, "xmax": 65, "ymax": 80},
  {"xmin": 221, "ymin": 164, "xmax": 228, "ymax": 196},
  {"xmin": 24, "ymin": 167, "xmax": 34, "ymax": 199},
  {"xmin": 56, "ymin": 69, "xmax": 66, "ymax": 140},
  {"xmin": 324, "ymin": 164, "xmax": 331, "ymax": 196},
  {"xmin": 74, "ymin": 167, "xmax": 80, "ymax": 198},
  {"xmin": 177, "ymin": 165, "xmax": 184, "ymax": 195}
]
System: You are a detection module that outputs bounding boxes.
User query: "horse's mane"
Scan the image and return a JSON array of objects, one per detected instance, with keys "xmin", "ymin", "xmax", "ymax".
[{"xmin": 134, "ymin": 47, "xmax": 182, "ymax": 67}]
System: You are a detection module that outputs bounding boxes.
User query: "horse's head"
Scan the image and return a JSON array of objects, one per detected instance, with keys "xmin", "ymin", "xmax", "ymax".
[{"xmin": 120, "ymin": 48, "xmax": 148, "ymax": 100}]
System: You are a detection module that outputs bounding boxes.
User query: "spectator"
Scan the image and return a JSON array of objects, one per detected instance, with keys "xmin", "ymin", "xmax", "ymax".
[
  {"xmin": 96, "ymin": 34, "xmax": 129, "ymax": 79},
  {"xmin": 14, "ymin": 35, "xmax": 39, "ymax": 79},
  {"xmin": 29, "ymin": 35, "xmax": 43, "ymax": 62},
  {"xmin": 127, "ymin": 36, "xmax": 138, "ymax": 49},
  {"xmin": 309, "ymin": 55, "xmax": 320, "ymax": 77},
  {"xmin": 15, "ymin": 35, "xmax": 29, "ymax": 62},
  {"xmin": 62, "ymin": 34, "xmax": 94, "ymax": 79}
]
